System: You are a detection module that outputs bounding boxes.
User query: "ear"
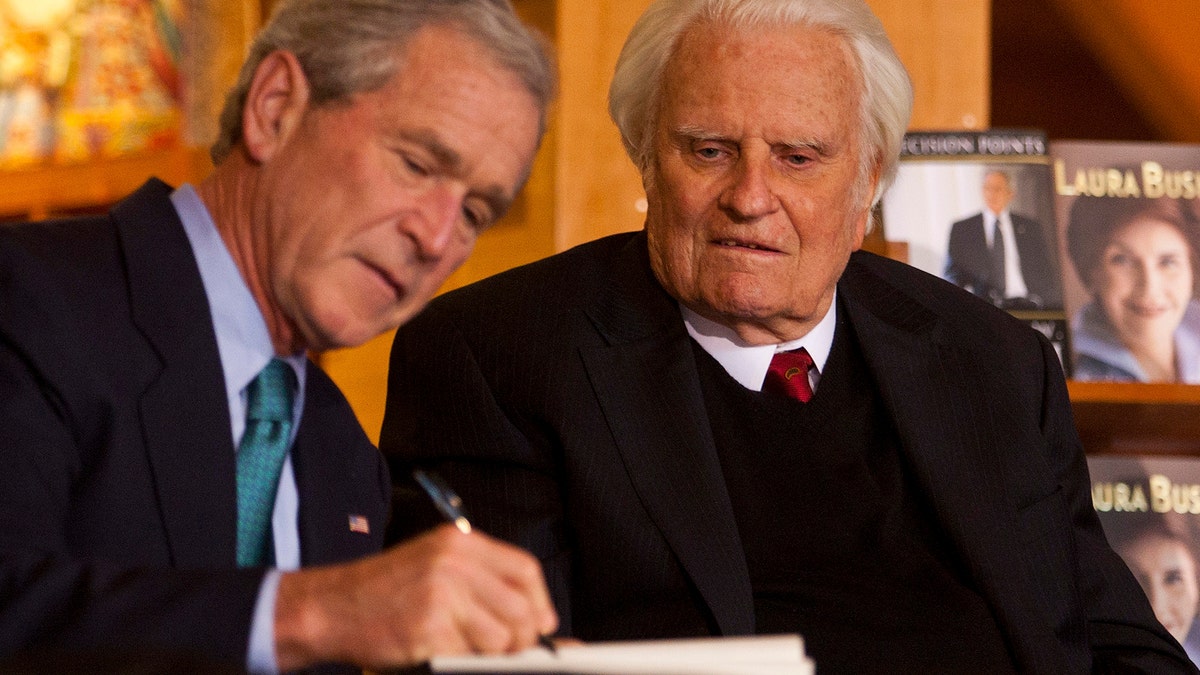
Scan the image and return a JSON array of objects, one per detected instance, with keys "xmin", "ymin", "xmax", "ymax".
[
  {"xmin": 241, "ymin": 50, "xmax": 311, "ymax": 163},
  {"xmin": 850, "ymin": 164, "xmax": 882, "ymax": 251},
  {"xmin": 849, "ymin": 210, "xmax": 869, "ymax": 252}
]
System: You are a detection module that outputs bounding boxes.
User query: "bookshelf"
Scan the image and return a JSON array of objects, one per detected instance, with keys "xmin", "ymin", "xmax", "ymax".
[
  {"xmin": 3, "ymin": 0, "xmax": 1197, "ymax": 456},
  {"xmin": 1069, "ymin": 383, "xmax": 1200, "ymax": 455},
  {"xmin": 0, "ymin": 148, "xmax": 212, "ymax": 222}
]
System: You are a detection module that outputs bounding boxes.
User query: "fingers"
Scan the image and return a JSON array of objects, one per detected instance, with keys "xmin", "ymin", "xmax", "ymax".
[
  {"xmin": 418, "ymin": 525, "xmax": 558, "ymax": 651},
  {"xmin": 448, "ymin": 536, "xmax": 556, "ymax": 652},
  {"xmin": 455, "ymin": 528, "xmax": 559, "ymax": 636},
  {"xmin": 273, "ymin": 523, "xmax": 559, "ymax": 670}
]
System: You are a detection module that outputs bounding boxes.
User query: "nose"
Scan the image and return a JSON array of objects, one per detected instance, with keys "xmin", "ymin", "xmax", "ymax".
[
  {"xmin": 718, "ymin": 158, "xmax": 779, "ymax": 221},
  {"xmin": 409, "ymin": 182, "xmax": 467, "ymax": 260},
  {"xmin": 1147, "ymin": 585, "xmax": 1173, "ymax": 623},
  {"xmin": 1132, "ymin": 260, "xmax": 1159, "ymax": 296}
]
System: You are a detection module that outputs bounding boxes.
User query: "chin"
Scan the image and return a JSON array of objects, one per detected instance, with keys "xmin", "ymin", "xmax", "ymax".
[
  {"xmin": 713, "ymin": 294, "xmax": 789, "ymax": 322},
  {"xmin": 303, "ymin": 313, "xmax": 370, "ymax": 352},
  {"xmin": 337, "ymin": 316, "xmax": 398, "ymax": 350},
  {"xmin": 314, "ymin": 293, "xmax": 412, "ymax": 345}
]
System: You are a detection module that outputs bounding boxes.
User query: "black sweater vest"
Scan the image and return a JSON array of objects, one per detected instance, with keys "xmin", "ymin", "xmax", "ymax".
[{"xmin": 692, "ymin": 312, "xmax": 1015, "ymax": 674}]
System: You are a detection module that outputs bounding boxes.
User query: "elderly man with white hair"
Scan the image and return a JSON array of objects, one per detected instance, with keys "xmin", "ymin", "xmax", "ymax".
[{"xmin": 382, "ymin": 0, "xmax": 1196, "ymax": 672}]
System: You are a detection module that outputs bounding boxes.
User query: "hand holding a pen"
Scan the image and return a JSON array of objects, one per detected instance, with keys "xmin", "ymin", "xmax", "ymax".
[
  {"xmin": 413, "ymin": 469, "xmax": 560, "ymax": 654},
  {"xmin": 272, "ymin": 521, "xmax": 558, "ymax": 671}
]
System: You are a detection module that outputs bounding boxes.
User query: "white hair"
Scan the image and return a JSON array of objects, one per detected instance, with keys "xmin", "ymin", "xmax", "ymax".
[{"xmin": 608, "ymin": 0, "xmax": 913, "ymax": 222}]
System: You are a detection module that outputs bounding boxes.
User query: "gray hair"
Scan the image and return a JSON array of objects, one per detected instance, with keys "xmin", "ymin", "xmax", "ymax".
[
  {"xmin": 211, "ymin": 0, "xmax": 555, "ymax": 164},
  {"xmin": 608, "ymin": 0, "xmax": 912, "ymax": 221},
  {"xmin": 984, "ymin": 168, "xmax": 1013, "ymax": 186}
]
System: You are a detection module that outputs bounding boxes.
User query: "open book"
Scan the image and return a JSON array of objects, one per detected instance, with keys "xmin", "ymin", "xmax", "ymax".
[{"xmin": 430, "ymin": 634, "xmax": 813, "ymax": 674}]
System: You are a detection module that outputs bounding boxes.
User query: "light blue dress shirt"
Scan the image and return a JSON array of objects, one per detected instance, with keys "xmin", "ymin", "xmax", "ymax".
[{"xmin": 172, "ymin": 184, "xmax": 306, "ymax": 674}]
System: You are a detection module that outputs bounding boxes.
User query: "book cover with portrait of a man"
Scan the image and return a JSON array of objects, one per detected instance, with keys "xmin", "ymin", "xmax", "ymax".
[{"xmin": 880, "ymin": 129, "xmax": 1066, "ymax": 363}]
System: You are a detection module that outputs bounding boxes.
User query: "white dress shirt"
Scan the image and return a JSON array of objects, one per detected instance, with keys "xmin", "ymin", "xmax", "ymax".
[
  {"xmin": 681, "ymin": 293, "xmax": 838, "ymax": 395},
  {"xmin": 984, "ymin": 209, "xmax": 1029, "ymax": 300}
]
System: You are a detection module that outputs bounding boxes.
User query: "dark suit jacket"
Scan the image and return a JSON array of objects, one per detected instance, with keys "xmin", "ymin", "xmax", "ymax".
[
  {"xmin": 383, "ymin": 231, "xmax": 1193, "ymax": 674},
  {"xmin": 0, "ymin": 180, "xmax": 390, "ymax": 666},
  {"xmin": 944, "ymin": 211, "xmax": 1062, "ymax": 309}
]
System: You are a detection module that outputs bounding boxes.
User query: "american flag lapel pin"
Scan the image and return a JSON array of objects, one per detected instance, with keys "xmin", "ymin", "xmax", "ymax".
[{"xmin": 348, "ymin": 514, "xmax": 370, "ymax": 534}]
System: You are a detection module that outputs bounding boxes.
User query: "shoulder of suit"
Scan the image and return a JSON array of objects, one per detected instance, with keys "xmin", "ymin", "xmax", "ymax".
[
  {"xmin": 304, "ymin": 362, "xmax": 376, "ymax": 447},
  {"xmin": 845, "ymin": 251, "xmax": 1036, "ymax": 336},
  {"xmin": 950, "ymin": 212, "xmax": 984, "ymax": 229},
  {"xmin": 0, "ymin": 212, "xmax": 118, "ymax": 271},
  {"xmin": 433, "ymin": 231, "xmax": 642, "ymax": 309}
]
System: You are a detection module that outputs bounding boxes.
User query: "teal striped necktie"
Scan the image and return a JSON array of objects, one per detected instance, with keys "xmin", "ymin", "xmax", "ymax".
[{"xmin": 236, "ymin": 359, "xmax": 295, "ymax": 567}]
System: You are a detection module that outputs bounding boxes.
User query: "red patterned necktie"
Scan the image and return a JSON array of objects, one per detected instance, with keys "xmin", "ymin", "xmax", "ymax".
[{"xmin": 764, "ymin": 348, "xmax": 814, "ymax": 403}]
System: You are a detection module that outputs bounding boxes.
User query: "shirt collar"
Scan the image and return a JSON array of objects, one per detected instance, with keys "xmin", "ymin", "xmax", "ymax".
[
  {"xmin": 987, "ymin": 208, "xmax": 1011, "ymax": 224},
  {"xmin": 682, "ymin": 292, "xmax": 837, "ymax": 392}
]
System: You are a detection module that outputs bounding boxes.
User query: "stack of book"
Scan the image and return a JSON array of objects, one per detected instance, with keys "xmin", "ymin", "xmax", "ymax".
[
  {"xmin": 881, "ymin": 131, "xmax": 1200, "ymax": 384},
  {"xmin": 881, "ymin": 132, "xmax": 1200, "ymax": 667}
]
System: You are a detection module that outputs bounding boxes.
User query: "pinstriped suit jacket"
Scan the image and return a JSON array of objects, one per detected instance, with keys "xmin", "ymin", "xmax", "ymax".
[{"xmin": 383, "ymin": 230, "xmax": 1192, "ymax": 674}]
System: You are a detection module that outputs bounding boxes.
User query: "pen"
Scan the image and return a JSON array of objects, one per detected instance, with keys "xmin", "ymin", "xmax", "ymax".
[
  {"xmin": 412, "ymin": 468, "xmax": 472, "ymax": 534},
  {"xmin": 411, "ymin": 468, "xmax": 558, "ymax": 656}
]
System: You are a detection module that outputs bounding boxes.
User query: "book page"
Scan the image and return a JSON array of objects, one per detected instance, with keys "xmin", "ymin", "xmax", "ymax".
[{"xmin": 429, "ymin": 634, "xmax": 813, "ymax": 674}]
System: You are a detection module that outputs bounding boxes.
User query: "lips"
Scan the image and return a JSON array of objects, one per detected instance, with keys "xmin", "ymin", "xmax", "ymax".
[
  {"xmin": 361, "ymin": 258, "xmax": 406, "ymax": 299},
  {"xmin": 1126, "ymin": 303, "xmax": 1170, "ymax": 318},
  {"xmin": 712, "ymin": 238, "xmax": 780, "ymax": 253}
]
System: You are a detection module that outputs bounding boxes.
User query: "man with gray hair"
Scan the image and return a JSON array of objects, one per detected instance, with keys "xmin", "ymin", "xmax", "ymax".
[
  {"xmin": 944, "ymin": 169, "xmax": 1061, "ymax": 310},
  {"xmin": 0, "ymin": 0, "xmax": 556, "ymax": 671},
  {"xmin": 381, "ymin": 0, "xmax": 1195, "ymax": 671}
]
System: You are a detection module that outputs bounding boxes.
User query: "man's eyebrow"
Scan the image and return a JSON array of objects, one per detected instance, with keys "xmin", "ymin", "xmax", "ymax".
[
  {"xmin": 399, "ymin": 128, "xmax": 464, "ymax": 173},
  {"xmin": 396, "ymin": 129, "xmax": 514, "ymax": 220},
  {"xmin": 671, "ymin": 126, "xmax": 833, "ymax": 156},
  {"xmin": 672, "ymin": 125, "xmax": 722, "ymax": 141},
  {"xmin": 775, "ymin": 138, "xmax": 831, "ymax": 156}
]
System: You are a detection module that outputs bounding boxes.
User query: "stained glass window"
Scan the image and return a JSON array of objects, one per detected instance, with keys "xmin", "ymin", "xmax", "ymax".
[{"xmin": 0, "ymin": 0, "xmax": 183, "ymax": 167}]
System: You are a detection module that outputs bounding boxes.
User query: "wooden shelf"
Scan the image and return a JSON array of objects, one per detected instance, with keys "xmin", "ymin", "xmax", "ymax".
[
  {"xmin": 1068, "ymin": 381, "xmax": 1200, "ymax": 455},
  {"xmin": 0, "ymin": 147, "xmax": 212, "ymax": 221}
]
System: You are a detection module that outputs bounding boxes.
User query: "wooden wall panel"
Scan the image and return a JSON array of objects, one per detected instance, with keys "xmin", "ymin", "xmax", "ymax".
[
  {"xmin": 553, "ymin": 0, "xmax": 652, "ymax": 251},
  {"xmin": 186, "ymin": 0, "xmax": 263, "ymax": 148},
  {"xmin": 868, "ymin": 0, "xmax": 990, "ymax": 131},
  {"xmin": 1049, "ymin": 0, "xmax": 1200, "ymax": 143},
  {"xmin": 0, "ymin": 148, "xmax": 211, "ymax": 221}
]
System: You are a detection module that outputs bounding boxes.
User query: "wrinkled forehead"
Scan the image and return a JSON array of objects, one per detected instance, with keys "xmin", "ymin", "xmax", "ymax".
[
  {"xmin": 668, "ymin": 18, "xmax": 858, "ymax": 82},
  {"xmin": 658, "ymin": 18, "xmax": 862, "ymax": 124}
]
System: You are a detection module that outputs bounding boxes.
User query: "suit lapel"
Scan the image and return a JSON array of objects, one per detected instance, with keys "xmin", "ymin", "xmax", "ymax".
[
  {"xmin": 115, "ymin": 180, "xmax": 239, "ymax": 568},
  {"xmin": 580, "ymin": 235, "xmax": 754, "ymax": 636},
  {"xmin": 293, "ymin": 363, "xmax": 386, "ymax": 565},
  {"xmin": 839, "ymin": 254, "xmax": 1067, "ymax": 669},
  {"xmin": 573, "ymin": 240, "xmax": 1064, "ymax": 654}
]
